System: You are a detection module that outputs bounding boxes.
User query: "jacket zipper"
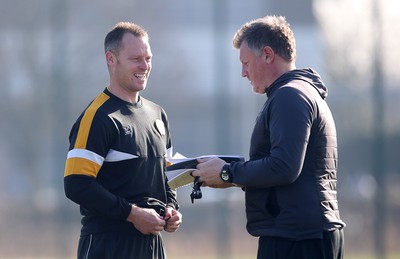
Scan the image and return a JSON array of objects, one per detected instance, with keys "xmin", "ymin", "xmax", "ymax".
[{"xmin": 85, "ymin": 234, "xmax": 93, "ymax": 259}]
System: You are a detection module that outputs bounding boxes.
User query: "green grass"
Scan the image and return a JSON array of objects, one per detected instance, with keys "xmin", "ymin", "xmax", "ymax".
[
  {"xmin": 344, "ymin": 254, "xmax": 400, "ymax": 259},
  {"xmin": 167, "ymin": 254, "xmax": 400, "ymax": 259},
  {"xmin": 6, "ymin": 253, "xmax": 400, "ymax": 259}
]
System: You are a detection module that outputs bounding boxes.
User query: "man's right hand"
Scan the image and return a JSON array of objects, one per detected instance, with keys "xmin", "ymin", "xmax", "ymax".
[{"xmin": 126, "ymin": 204, "xmax": 166, "ymax": 235}]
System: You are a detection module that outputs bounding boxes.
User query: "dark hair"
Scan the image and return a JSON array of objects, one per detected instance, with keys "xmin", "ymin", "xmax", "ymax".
[
  {"xmin": 104, "ymin": 22, "xmax": 149, "ymax": 54},
  {"xmin": 232, "ymin": 15, "xmax": 296, "ymax": 62}
]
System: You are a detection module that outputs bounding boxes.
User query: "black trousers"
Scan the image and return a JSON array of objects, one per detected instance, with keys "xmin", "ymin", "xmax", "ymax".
[
  {"xmin": 77, "ymin": 231, "xmax": 166, "ymax": 259},
  {"xmin": 257, "ymin": 229, "xmax": 344, "ymax": 259}
]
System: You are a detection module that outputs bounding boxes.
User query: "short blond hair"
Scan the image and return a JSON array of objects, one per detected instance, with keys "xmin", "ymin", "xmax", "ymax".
[{"xmin": 104, "ymin": 22, "xmax": 149, "ymax": 54}]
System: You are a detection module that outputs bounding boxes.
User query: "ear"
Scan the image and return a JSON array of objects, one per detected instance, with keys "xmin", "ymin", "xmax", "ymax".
[
  {"xmin": 106, "ymin": 51, "xmax": 116, "ymax": 66},
  {"xmin": 262, "ymin": 46, "xmax": 274, "ymax": 63}
]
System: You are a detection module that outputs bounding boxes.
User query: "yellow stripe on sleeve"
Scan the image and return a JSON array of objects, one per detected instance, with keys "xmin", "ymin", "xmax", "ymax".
[
  {"xmin": 74, "ymin": 92, "xmax": 110, "ymax": 149},
  {"xmin": 64, "ymin": 157, "xmax": 102, "ymax": 177}
]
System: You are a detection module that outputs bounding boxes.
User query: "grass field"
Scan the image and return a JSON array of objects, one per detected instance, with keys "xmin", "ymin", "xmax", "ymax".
[
  {"xmin": 167, "ymin": 254, "xmax": 400, "ymax": 259},
  {"xmin": 190, "ymin": 256, "xmax": 390, "ymax": 259},
  {"xmin": 166, "ymin": 255, "xmax": 400, "ymax": 259},
  {"xmin": 4, "ymin": 254, "xmax": 400, "ymax": 259}
]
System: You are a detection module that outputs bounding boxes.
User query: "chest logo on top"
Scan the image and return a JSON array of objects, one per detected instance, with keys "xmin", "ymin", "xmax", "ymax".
[
  {"xmin": 155, "ymin": 119, "xmax": 165, "ymax": 136},
  {"xmin": 123, "ymin": 125, "xmax": 133, "ymax": 135}
]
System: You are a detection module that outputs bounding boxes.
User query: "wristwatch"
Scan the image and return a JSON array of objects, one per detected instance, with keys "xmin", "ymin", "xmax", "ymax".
[{"xmin": 220, "ymin": 164, "xmax": 232, "ymax": 183}]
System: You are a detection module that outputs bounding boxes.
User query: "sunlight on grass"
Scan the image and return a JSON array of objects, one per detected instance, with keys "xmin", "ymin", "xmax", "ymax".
[
  {"xmin": 168, "ymin": 254, "xmax": 400, "ymax": 259},
  {"xmin": 6, "ymin": 253, "xmax": 400, "ymax": 259}
]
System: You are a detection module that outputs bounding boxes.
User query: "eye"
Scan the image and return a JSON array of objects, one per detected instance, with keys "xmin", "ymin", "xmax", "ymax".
[{"xmin": 129, "ymin": 57, "xmax": 140, "ymax": 62}]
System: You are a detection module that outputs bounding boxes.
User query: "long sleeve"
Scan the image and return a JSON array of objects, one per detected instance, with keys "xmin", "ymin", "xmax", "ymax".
[
  {"xmin": 64, "ymin": 174, "xmax": 132, "ymax": 220},
  {"xmin": 231, "ymin": 86, "xmax": 313, "ymax": 187}
]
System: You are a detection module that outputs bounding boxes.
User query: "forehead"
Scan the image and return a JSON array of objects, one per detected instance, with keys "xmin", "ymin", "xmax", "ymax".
[
  {"xmin": 239, "ymin": 41, "xmax": 255, "ymax": 61},
  {"xmin": 120, "ymin": 33, "xmax": 152, "ymax": 55}
]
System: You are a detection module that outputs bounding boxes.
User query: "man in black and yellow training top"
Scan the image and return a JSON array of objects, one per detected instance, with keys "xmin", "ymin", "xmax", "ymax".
[{"xmin": 64, "ymin": 21, "xmax": 182, "ymax": 259}]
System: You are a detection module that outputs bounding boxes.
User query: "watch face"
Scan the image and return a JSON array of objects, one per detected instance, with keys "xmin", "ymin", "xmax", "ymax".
[{"xmin": 221, "ymin": 172, "xmax": 229, "ymax": 181}]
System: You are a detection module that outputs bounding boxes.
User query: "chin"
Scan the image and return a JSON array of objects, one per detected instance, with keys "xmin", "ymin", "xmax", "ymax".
[
  {"xmin": 137, "ymin": 83, "xmax": 147, "ymax": 90},
  {"xmin": 253, "ymin": 86, "xmax": 266, "ymax": 94}
]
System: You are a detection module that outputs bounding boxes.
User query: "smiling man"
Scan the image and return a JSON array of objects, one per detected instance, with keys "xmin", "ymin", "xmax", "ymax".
[{"xmin": 64, "ymin": 22, "xmax": 182, "ymax": 259}]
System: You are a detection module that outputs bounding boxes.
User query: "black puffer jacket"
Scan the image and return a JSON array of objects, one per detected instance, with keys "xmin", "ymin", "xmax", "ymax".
[{"xmin": 230, "ymin": 68, "xmax": 346, "ymax": 239}]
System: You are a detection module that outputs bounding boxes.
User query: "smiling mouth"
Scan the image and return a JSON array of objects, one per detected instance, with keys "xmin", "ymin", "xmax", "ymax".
[{"xmin": 134, "ymin": 73, "xmax": 146, "ymax": 80}]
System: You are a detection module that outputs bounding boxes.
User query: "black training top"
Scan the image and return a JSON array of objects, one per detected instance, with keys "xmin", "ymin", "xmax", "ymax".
[{"xmin": 64, "ymin": 88, "xmax": 178, "ymax": 235}]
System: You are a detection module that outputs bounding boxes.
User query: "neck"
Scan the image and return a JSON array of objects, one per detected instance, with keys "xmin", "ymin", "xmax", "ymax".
[
  {"xmin": 273, "ymin": 61, "xmax": 296, "ymax": 81},
  {"xmin": 107, "ymin": 85, "xmax": 139, "ymax": 103}
]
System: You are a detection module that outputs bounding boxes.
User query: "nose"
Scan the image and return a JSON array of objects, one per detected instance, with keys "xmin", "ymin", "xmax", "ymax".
[
  {"xmin": 241, "ymin": 66, "xmax": 248, "ymax": 78},
  {"xmin": 139, "ymin": 60, "xmax": 151, "ymax": 71}
]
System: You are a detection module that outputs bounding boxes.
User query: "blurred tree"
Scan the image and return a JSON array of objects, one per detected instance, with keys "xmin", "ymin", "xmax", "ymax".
[{"xmin": 314, "ymin": 0, "xmax": 400, "ymax": 258}]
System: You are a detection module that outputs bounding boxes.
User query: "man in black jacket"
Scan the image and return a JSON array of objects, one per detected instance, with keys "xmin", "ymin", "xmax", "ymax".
[{"xmin": 192, "ymin": 15, "xmax": 345, "ymax": 259}]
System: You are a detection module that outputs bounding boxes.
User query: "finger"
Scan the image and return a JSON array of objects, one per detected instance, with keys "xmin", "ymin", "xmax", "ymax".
[
  {"xmin": 164, "ymin": 207, "xmax": 174, "ymax": 219},
  {"xmin": 164, "ymin": 225, "xmax": 179, "ymax": 233},
  {"xmin": 191, "ymin": 169, "xmax": 199, "ymax": 177},
  {"xmin": 153, "ymin": 224, "xmax": 165, "ymax": 234},
  {"xmin": 165, "ymin": 219, "xmax": 180, "ymax": 227},
  {"xmin": 197, "ymin": 157, "xmax": 213, "ymax": 163},
  {"xmin": 169, "ymin": 214, "xmax": 181, "ymax": 222}
]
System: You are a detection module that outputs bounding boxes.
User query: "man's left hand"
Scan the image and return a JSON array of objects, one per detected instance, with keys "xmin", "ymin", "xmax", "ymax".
[
  {"xmin": 192, "ymin": 157, "xmax": 232, "ymax": 188},
  {"xmin": 164, "ymin": 207, "xmax": 182, "ymax": 233}
]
